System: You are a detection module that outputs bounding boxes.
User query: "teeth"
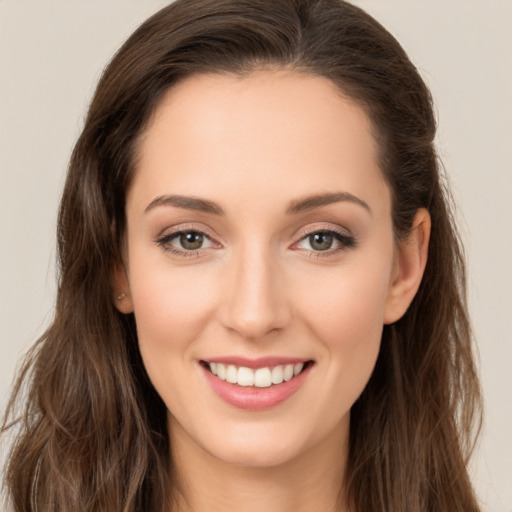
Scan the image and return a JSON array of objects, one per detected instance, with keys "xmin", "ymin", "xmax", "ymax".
[
  {"xmin": 226, "ymin": 365, "xmax": 237, "ymax": 383},
  {"xmin": 208, "ymin": 362, "xmax": 307, "ymax": 387},
  {"xmin": 254, "ymin": 368, "xmax": 272, "ymax": 388},
  {"xmin": 293, "ymin": 363, "xmax": 304, "ymax": 376},
  {"xmin": 237, "ymin": 367, "xmax": 254, "ymax": 386},
  {"xmin": 271, "ymin": 365, "xmax": 283, "ymax": 384},
  {"xmin": 283, "ymin": 364, "xmax": 294, "ymax": 381},
  {"xmin": 217, "ymin": 363, "xmax": 226, "ymax": 380}
]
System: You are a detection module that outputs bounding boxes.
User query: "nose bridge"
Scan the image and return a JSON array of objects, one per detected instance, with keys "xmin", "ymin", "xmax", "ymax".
[{"xmin": 221, "ymin": 237, "xmax": 289, "ymax": 340}]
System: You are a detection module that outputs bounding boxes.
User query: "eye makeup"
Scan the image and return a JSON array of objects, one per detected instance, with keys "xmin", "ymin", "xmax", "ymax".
[{"xmin": 154, "ymin": 224, "xmax": 357, "ymax": 259}]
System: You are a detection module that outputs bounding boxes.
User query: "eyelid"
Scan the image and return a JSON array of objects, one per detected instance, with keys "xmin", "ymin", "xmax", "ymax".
[
  {"xmin": 291, "ymin": 224, "xmax": 356, "ymax": 256},
  {"xmin": 157, "ymin": 223, "xmax": 219, "ymax": 243},
  {"xmin": 156, "ymin": 222, "xmax": 356, "ymax": 258},
  {"xmin": 155, "ymin": 223, "xmax": 221, "ymax": 255},
  {"xmin": 293, "ymin": 223, "xmax": 353, "ymax": 241}
]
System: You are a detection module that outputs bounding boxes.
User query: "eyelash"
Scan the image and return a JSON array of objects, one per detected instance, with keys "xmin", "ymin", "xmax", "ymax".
[{"xmin": 155, "ymin": 227, "xmax": 357, "ymax": 259}]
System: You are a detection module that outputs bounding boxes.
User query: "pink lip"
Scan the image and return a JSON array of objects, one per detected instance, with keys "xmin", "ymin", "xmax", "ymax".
[
  {"xmin": 203, "ymin": 356, "xmax": 310, "ymax": 369},
  {"xmin": 200, "ymin": 360, "xmax": 313, "ymax": 411}
]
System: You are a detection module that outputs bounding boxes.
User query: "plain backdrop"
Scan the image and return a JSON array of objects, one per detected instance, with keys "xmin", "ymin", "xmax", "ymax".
[{"xmin": 1, "ymin": 1, "xmax": 511, "ymax": 511}]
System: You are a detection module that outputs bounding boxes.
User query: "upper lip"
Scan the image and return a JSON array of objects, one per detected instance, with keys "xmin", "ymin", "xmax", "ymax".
[{"xmin": 201, "ymin": 356, "xmax": 312, "ymax": 369}]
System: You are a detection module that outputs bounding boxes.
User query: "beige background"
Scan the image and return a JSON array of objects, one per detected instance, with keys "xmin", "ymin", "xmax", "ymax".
[{"xmin": 1, "ymin": 1, "xmax": 511, "ymax": 510}]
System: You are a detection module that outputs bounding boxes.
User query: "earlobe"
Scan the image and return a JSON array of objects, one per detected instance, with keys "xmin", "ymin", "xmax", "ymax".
[
  {"xmin": 383, "ymin": 208, "xmax": 431, "ymax": 325},
  {"xmin": 112, "ymin": 262, "xmax": 134, "ymax": 314}
]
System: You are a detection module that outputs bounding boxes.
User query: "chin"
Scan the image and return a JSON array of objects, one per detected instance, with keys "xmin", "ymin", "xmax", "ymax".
[
  {"xmin": 198, "ymin": 413, "xmax": 344, "ymax": 469},
  {"xmin": 206, "ymin": 436, "xmax": 308, "ymax": 468}
]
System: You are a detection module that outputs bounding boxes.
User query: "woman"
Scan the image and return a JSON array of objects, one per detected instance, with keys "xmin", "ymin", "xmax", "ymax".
[{"xmin": 2, "ymin": 0, "xmax": 482, "ymax": 511}]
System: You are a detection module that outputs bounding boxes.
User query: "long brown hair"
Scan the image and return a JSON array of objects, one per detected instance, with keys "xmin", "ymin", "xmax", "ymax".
[{"xmin": 2, "ymin": 1, "xmax": 482, "ymax": 510}]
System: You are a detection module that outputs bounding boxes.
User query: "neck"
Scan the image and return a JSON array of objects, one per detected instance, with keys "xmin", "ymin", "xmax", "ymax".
[{"xmin": 168, "ymin": 417, "xmax": 351, "ymax": 512}]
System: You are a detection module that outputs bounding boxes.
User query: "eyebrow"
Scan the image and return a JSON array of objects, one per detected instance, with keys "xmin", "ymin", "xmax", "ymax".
[
  {"xmin": 144, "ymin": 191, "xmax": 371, "ymax": 216},
  {"xmin": 286, "ymin": 192, "xmax": 371, "ymax": 215}
]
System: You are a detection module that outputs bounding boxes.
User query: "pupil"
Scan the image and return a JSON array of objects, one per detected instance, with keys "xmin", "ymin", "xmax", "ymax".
[
  {"xmin": 311, "ymin": 233, "xmax": 332, "ymax": 251},
  {"xmin": 181, "ymin": 232, "xmax": 203, "ymax": 250}
]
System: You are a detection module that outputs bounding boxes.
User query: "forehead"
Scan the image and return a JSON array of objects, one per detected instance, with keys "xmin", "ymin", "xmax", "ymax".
[
  {"xmin": 143, "ymin": 69, "xmax": 375, "ymax": 147},
  {"xmin": 129, "ymin": 70, "xmax": 389, "ymax": 218}
]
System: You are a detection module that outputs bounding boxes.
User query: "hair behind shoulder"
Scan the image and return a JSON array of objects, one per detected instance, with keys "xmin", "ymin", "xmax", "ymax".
[{"xmin": 2, "ymin": 1, "xmax": 482, "ymax": 511}]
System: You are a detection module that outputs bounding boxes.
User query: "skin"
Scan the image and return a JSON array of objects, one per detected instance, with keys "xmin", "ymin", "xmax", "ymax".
[{"xmin": 114, "ymin": 70, "xmax": 430, "ymax": 512}]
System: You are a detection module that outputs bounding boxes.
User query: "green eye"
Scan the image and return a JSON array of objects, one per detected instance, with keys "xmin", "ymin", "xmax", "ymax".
[
  {"xmin": 295, "ymin": 229, "xmax": 357, "ymax": 257},
  {"xmin": 309, "ymin": 232, "xmax": 334, "ymax": 251},
  {"xmin": 179, "ymin": 232, "xmax": 204, "ymax": 250},
  {"xmin": 156, "ymin": 229, "xmax": 214, "ymax": 256}
]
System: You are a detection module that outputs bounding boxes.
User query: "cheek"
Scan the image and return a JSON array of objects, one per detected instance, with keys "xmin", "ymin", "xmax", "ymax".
[
  {"xmin": 128, "ymin": 259, "xmax": 219, "ymax": 373},
  {"xmin": 127, "ymin": 261, "xmax": 223, "ymax": 421},
  {"xmin": 302, "ymin": 257, "xmax": 391, "ymax": 344},
  {"xmin": 299, "ymin": 259, "xmax": 391, "ymax": 398}
]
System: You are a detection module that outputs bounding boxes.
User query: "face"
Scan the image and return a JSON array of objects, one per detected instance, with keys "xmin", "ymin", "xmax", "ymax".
[{"xmin": 115, "ymin": 70, "xmax": 427, "ymax": 469}]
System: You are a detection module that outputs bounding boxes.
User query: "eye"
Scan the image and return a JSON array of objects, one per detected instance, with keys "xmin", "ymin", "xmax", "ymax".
[
  {"xmin": 156, "ymin": 226, "xmax": 356, "ymax": 259},
  {"xmin": 294, "ymin": 228, "xmax": 356, "ymax": 257},
  {"xmin": 156, "ymin": 229, "xmax": 216, "ymax": 256}
]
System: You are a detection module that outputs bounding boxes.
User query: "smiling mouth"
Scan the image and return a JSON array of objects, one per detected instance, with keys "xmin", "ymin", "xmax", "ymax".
[{"xmin": 200, "ymin": 360, "xmax": 314, "ymax": 388}]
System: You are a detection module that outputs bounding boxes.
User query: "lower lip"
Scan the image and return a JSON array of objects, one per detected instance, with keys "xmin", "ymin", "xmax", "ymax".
[{"xmin": 200, "ymin": 363, "xmax": 313, "ymax": 411}]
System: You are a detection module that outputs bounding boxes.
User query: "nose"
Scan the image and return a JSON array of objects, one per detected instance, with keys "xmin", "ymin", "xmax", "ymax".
[{"xmin": 219, "ymin": 242, "xmax": 291, "ymax": 341}]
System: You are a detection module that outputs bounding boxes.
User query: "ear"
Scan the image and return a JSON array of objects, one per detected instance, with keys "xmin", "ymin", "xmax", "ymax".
[
  {"xmin": 112, "ymin": 260, "xmax": 134, "ymax": 314},
  {"xmin": 383, "ymin": 208, "xmax": 431, "ymax": 324}
]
